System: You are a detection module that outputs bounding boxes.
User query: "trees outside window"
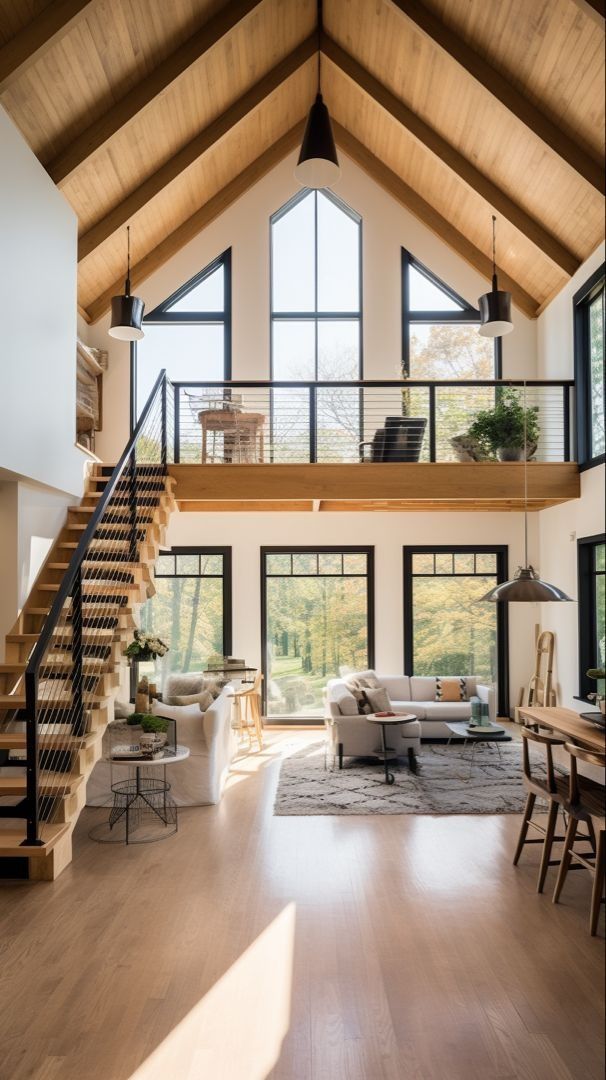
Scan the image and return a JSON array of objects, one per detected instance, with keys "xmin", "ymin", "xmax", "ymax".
[
  {"xmin": 578, "ymin": 536, "xmax": 605, "ymax": 701},
  {"xmin": 574, "ymin": 264, "xmax": 605, "ymax": 468},
  {"xmin": 262, "ymin": 548, "xmax": 373, "ymax": 720}
]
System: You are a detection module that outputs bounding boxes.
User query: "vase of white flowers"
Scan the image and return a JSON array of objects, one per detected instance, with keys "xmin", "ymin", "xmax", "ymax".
[{"xmin": 124, "ymin": 629, "xmax": 169, "ymax": 664}]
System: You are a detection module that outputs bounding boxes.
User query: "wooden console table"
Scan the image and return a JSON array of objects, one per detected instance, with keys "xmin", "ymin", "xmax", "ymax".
[{"xmin": 518, "ymin": 706, "xmax": 605, "ymax": 754}]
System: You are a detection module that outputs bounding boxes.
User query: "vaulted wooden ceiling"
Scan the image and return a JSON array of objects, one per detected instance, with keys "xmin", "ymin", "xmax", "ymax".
[{"xmin": 0, "ymin": 0, "xmax": 603, "ymax": 323}]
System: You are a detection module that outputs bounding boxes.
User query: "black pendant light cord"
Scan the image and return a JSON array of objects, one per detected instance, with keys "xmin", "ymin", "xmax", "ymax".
[
  {"xmin": 125, "ymin": 225, "xmax": 132, "ymax": 297},
  {"xmin": 317, "ymin": 0, "xmax": 322, "ymax": 97},
  {"xmin": 523, "ymin": 379, "xmax": 529, "ymax": 569},
  {"xmin": 491, "ymin": 214, "xmax": 498, "ymax": 291}
]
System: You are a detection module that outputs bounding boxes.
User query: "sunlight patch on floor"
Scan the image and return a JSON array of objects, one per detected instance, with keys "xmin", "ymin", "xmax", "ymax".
[{"xmin": 129, "ymin": 903, "xmax": 296, "ymax": 1080}]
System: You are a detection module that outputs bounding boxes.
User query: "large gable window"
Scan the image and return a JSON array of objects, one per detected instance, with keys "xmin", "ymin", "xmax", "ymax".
[
  {"xmin": 402, "ymin": 249, "xmax": 499, "ymax": 380},
  {"xmin": 574, "ymin": 263, "xmax": 605, "ymax": 469},
  {"xmin": 134, "ymin": 249, "xmax": 231, "ymax": 418}
]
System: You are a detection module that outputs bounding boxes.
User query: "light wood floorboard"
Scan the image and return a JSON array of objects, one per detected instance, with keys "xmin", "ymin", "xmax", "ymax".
[{"xmin": 0, "ymin": 731, "xmax": 603, "ymax": 1079}]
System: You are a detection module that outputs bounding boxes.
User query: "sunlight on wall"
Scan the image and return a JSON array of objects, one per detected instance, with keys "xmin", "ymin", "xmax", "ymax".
[{"xmin": 129, "ymin": 902, "xmax": 296, "ymax": 1080}]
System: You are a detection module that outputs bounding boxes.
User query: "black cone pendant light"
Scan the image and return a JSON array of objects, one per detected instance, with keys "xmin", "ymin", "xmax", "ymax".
[
  {"xmin": 109, "ymin": 226, "xmax": 145, "ymax": 341},
  {"xmin": 294, "ymin": 0, "xmax": 340, "ymax": 189},
  {"xmin": 478, "ymin": 216, "xmax": 513, "ymax": 338},
  {"xmin": 480, "ymin": 384, "xmax": 572, "ymax": 604}
]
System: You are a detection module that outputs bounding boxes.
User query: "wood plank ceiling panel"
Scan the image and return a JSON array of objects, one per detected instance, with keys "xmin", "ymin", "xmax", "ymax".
[
  {"xmin": 64, "ymin": 0, "xmax": 315, "ymax": 233},
  {"xmin": 325, "ymin": 62, "xmax": 567, "ymax": 307},
  {"xmin": 78, "ymin": 65, "xmax": 314, "ymax": 309},
  {"xmin": 0, "ymin": 0, "xmax": 227, "ymax": 160},
  {"xmin": 423, "ymin": 0, "xmax": 605, "ymax": 160},
  {"xmin": 0, "ymin": 1, "xmax": 50, "ymax": 46},
  {"xmin": 326, "ymin": 0, "xmax": 603, "ymax": 265}
]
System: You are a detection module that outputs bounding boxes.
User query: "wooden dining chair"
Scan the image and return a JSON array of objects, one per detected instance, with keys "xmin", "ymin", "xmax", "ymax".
[
  {"xmin": 513, "ymin": 726, "xmax": 569, "ymax": 892},
  {"xmin": 552, "ymin": 742, "xmax": 605, "ymax": 936}
]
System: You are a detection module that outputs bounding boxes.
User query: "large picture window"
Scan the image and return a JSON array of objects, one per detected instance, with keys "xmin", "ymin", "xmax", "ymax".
[
  {"xmin": 134, "ymin": 249, "xmax": 231, "ymax": 420},
  {"xmin": 403, "ymin": 546, "xmax": 509, "ymax": 715},
  {"xmin": 137, "ymin": 547, "xmax": 231, "ymax": 691},
  {"xmin": 261, "ymin": 547, "xmax": 374, "ymax": 721},
  {"xmin": 578, "ymin": 535, "xmax": 605, "ymax": 702},
  {"xmin": 574, "ymin": 263, "xmax": 605, "ymax": 469}
]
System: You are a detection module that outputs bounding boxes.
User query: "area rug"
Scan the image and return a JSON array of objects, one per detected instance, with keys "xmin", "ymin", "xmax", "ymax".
[{"xmin": 273, "ymin": 740, "xmax": 546, "ymax": 816}]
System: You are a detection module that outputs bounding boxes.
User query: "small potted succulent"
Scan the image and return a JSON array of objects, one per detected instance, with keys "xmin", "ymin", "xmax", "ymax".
[
  {"xmin": 125, "ymin": 713, "xmax": 170, "ymax": 755},
  {"xmin": 587, "ymin": 668, "xmax": 605, "ymax": 716},
  {"xmin": 466, "ymin": 388, "xmax": 540, "ymax": 461}
]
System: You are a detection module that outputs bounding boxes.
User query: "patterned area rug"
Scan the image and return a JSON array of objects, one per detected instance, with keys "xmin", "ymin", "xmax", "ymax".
[{"xmin": 273, "ymin": 739, "xmax": 539, "ymax": 816}]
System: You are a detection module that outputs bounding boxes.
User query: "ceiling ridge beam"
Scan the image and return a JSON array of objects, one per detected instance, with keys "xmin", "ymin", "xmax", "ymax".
[
  {"xmin": 333, "ymin": 122, "xmax": 539, "ymax": 318},
  {"xmin": 388, "ymin": 0, "xmax": 604, "ymax": 194},
  {"xmin": 47, "ymin": 0, "xmax": 264, "ymax": 186},
  {"xmin": 78, "ymin": 35, "xmax": 316, "ymax": 263},
  {"xmin": 322, "ymin": 33, "xmax": 580, "ymax": 277},
  {"xmin": 0, "ymin": 0, "xmax": 95, "ymax": 93},
  {"xmin": 84, "ymin": 121, "xmax": 304, "ymax": 324}
]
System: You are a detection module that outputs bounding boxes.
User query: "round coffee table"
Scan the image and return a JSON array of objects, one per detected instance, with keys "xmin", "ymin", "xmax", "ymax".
[{"xmin": 366, "ymin": 713, "xmax": 417, "ymax": 784}]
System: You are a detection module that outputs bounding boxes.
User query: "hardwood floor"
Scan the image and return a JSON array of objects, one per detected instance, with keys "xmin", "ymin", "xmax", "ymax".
[{"xmin": 0, "ymin": 731, "xmax": 603, "ymax": 1080}]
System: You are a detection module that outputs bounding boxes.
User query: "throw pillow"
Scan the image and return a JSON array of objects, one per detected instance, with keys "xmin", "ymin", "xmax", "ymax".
[
  {"xmin": 357, "ymin": 675, "xmax": 380, "ymax": 689},
  {"xmin": 435, "ymin": 677, "xmax": 467, "ymax": 702},
  {"xmin": 174, "ymin": 690, "xmax": 214, "ymax": 709},
  {"xmin": 364, "ymin": 686, "xmax": 392, "ymax": 713},
  {"xmin": 204, "ymin": 677, "xmax": 227, "ymax": 699}
]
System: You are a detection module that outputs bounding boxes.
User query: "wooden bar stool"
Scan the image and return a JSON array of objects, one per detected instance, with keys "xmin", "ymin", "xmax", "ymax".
[
  {"xmin": 232, "ymin": 671, "xmax": 264, "ymax": 752},
  {"xmin": 513, "ymin": 726, "xmax": 569, "ymax": 892},
  {"xmin": 552, "ymin": 743, "xmax": 605, "ymax": 936}
]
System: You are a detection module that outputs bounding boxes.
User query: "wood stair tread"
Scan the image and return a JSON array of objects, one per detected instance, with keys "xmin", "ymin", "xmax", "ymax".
[
  {"xmin": 0, "ymin": 731, "xmax": 100, "ymax": 751},
  {"xmin": 0, "ymin": 772, "xmax": 83, "ymax": 796},
  {"xmin": 0, "ymin": 692, "xmax": 111, "ymax": 709},
  {"xmin": 0, "ymin": 823, "xmax": 70, "ymax": 858}
]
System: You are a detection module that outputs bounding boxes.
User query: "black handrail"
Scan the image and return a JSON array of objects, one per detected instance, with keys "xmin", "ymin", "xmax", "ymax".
[{"xmin": 172, "ymin": 378, "xmax": 574, "ymax": 389}]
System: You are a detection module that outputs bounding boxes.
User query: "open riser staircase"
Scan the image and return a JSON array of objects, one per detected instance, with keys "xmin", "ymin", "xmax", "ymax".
[{"xmin": 0, "ymin": 373, "xmax": 176, "ymax": 880}]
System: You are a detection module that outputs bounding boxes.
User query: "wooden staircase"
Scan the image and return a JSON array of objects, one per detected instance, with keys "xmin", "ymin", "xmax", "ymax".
[{"xmin": 0, "ymin": 461, "xmax": 177, "ymax": 880}]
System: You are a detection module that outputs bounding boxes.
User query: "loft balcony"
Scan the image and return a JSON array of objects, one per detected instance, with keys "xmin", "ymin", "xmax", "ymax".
[{"xmin": 161, "ymin": 379, "xmax": 579, "ymax": 512}]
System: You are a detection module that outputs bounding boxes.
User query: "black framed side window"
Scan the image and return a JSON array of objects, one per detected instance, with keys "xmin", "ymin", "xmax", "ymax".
[
  {"xmin": 402, "ymin": 248, "xmax": 501, "ymax": 379},
  {"xmin": 403, "ymin": 545, "xmax": 509, "ymax": 716},
  {"xmin": 578, "ymin": 535, "xmax": 605, "ymax": 701},
  {"xmin": 132, "ymin": 249, "xmax": 232, "ymax": 424},
  {"xmin": 574, "ymin": 263, "xmax": 605, "ymax": 469}
]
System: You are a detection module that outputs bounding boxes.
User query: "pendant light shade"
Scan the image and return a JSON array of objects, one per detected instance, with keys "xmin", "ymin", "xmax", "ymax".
[
  {"xmin": 479, "ymin": 382, "xmax": 571, "ymax": 604},
  {"xmin": 294, "ymin": 1, "xmax": 340, "ymax": 190},
  {"xmin": 478, "ymin": 216, "xmax": 513, "ymax": 338},
  {"xmin": 294, "ymin": 93, "xmax": 340, "ymax": 189},
  {"xmin": 109, "ymin": 226, "xmax": 145, "ymax": 341}
]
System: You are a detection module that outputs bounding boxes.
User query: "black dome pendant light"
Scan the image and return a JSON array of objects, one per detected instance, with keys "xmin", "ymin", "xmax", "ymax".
[
  {"xmin": 294, "ymin": 0, "xmax": 340, "ymax": 189},
  {"xmin": 478, "ymin": 215, "xmax": 513, "ymax": 338},
  {"xmin": 480, "ymin": 383, "xmax": 572, "ymax": 604},
  {"xmin": 108, "ymin": 225, "xmax": 145, "ymax": 341}
]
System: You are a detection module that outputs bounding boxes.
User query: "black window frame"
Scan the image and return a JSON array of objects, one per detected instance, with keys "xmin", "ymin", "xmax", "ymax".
[
  {"xmin": 573, "ymin": 262, "xmax": 605, "ymax": 471},
  {"xmin": 260, "ymin": 545, "xmax": 375, "ymax": 724},
  {"xmin": 130, "ymin": 248, "xmax": 232, "ymax": 430},
  {"xmin": 132, "ymin": 545, "xmax": 232, "ymax": 698},
  {"xmin": 403, "ymin": 544, "xmax": 509, "ymax": 717},
  {"xmin": 269, "ymin": 189, "xmax": 363, "ymax": 381},
  {"xmin": 577, "ymin": 533, "xmax": 605, "ymax": 702},
  {"xmin": 401, "ymin": 248, "xmax": 502, "ymax": 379}
]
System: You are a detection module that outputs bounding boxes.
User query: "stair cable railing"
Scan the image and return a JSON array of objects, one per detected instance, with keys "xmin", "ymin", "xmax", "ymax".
[{"xmin": 17, "ymin": 370, "xmax": 173, "ymax": 845}]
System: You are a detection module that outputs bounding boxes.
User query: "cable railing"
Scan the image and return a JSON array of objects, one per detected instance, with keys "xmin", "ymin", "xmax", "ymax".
[
  {"xmin": 172, "ymin": 379, "xmax": 574, "ymax": 465},
  {"xmin": 14, "ymin": 371, "xmax": 173, "ymax": 844}
]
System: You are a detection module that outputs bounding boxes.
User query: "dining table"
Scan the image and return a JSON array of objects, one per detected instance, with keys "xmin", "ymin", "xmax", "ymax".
[{"xmin": 518, "ymin": 706, "xmax": 606, "ymax": 754}]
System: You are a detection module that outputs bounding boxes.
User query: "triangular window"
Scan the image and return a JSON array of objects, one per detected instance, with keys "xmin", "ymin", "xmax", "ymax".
[{"xmin": 145, "ymin": 249, "xmax": 230, "ymax": 321}]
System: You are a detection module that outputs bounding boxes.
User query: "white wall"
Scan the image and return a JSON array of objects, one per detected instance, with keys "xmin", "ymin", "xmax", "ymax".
[
  {"xmin": 90, "ymin": 148, "xmax": 537, "ymax": 458},
  {"xmin": 537, "ymin": 245, "xmax": 605, "ymax": 711},
  {"xmin": 165, "ymin": 508, "xmax": 540, "ymax": 716},
  {"xmin": 0, "ymin": 106, "xmax": 86, "ymax": 498},
  {"xmin": 0, "ymin": 483, "xmax": 19, "ymax": 663}
]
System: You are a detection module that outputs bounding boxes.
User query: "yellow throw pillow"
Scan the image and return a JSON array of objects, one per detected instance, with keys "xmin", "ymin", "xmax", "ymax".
[{"xmin": 435, "ymin": 678, "xmax": 464, "ymax": 702}]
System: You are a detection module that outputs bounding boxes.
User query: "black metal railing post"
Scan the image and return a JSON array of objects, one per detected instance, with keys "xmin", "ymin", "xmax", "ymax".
[
  {"xmin": 70, "ymin": 567, "xmax": 84, "ymax": 736},
  {"xmin": 563, "ymin": 384, "xmax": 571, "ymax": 462},
  {"xmin": 173, "ymin": 386, "xmax": 180, "ymax": 464},
  {"xmin": 309, "ymin": 385, "xmax": 317, "ymax": 463},
  {"xmin": 129, "ymin": 453, "xmax": 138, "ymax": 562},
  {"xmin": 428, "ymin": 384, "xmax": 437, "ymax": 462},
  {"xmin": 161, "ymin": 375, "xmax": 167, "ymax": 467},
  {"xmin": 23, "ymin": 669, "xmax": 42, "ymax": 846}
]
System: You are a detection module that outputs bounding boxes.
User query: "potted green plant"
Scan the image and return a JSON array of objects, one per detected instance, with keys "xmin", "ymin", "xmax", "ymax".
[
  {"xmin": 587, "ymin": 668, "xmax": 605, "ymax": 715},
  {"xmin": 124, "ymin": 629, "xmax": 169, "ymax": 663},
  {"xmin": 139, "ymin": 714, "xmax": 170, "ymax": 755},
  {"xmin": 467, "ymin": 389, "xmax": 540, "ymax": 461}
]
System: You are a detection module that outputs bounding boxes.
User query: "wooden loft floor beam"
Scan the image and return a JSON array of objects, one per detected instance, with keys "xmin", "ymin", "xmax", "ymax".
[
  {"xmin": 47, "ymin": 0, "xmax": 264, "ymax": 185},
  {"xmin": 322, "ymin": 34, "xmax": 580, "ymax": 277},
  {"xmin": 0, "ymin": 0, "xmax": 95, "ymax": 93},
  {"xmin": 78, "ymin": 36, "xmax": 316, "ymax": 262},
  {"xmin": 388, "ymin": 0, "xmax": 604, "ymax": 194},
  {"xmin": 84, "ymin": 122, "xmax": 304, "ymax": 323},
  {"xmin": 570, "ymin": 0, "xmax": 605, "ymax": 23},
  {"xmin": 333, "ymin": 123, "xmax": 539, "ymax": 318}
]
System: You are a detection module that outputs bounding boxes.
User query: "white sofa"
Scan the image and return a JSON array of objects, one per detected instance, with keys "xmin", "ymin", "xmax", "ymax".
[
  {"xmin": 326, "ymin": 670, "xmax": 496, "ymax": 747},
  {"xmin": 87, "ymin": 677, "xmax": 238, "ymax": 808}
]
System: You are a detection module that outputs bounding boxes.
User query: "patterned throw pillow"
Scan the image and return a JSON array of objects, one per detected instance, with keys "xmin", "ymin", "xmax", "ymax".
[
  {"xmin": 435, "ymin": 677, "xmax": 468, "ymax": 702},
  {"xmin": 364, "ymin": 686, "xmax": 392, "ymax": 713},
  {"xmin": 345, "ymin": 681, "xmax": 372, "ymax": 714}
]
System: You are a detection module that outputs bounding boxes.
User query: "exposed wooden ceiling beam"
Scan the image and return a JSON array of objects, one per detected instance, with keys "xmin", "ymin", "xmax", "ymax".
[
  {"xmin": 84, "ymin": 121, "xmax": 304, "ymax": 323},
  {"xmin": 333, "ymin": 123, "xmax": 539, "ymax": 318},
  {"xmin": 47, "ymin": 0, "xmax": 264, "ymax": 185},
  {"xmin": 322, "ymin": 34, "xmax": 580, "ymax": 277},
  {"xmin": 0, "ymin": 0, "xmax": 95, "ymax": 93},
  {"xmin": 570, "ymin": 0, "xmax": 605, "ymax": 23},
  {"xmin": 78, "ymin": 36, "xmax": 316, "ymax": 263},
  {"xmin": 388, "ymin": 0, "xmax": 604, "ymax": 194}
]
